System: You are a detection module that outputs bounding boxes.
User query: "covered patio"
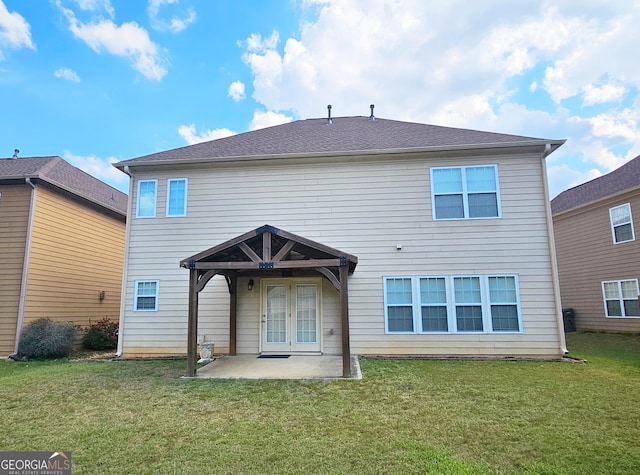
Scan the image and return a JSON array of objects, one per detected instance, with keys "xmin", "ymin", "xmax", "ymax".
[{"xmin": 179, "ymin": 225, "xmax": 358, "ymax": 378}]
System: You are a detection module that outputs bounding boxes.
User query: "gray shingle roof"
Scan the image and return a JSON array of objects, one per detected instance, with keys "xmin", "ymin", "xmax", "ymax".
[
  {"xmin": 551, "ymin": 155, "xmax": 640, "ymax": 215},
  {"xmin": 0, "ymin": 156, "xmax": 127, "ymax": 216},
  {"xmin": 115, "ymin": 116, "xmax": 562, "ymax": 167}
]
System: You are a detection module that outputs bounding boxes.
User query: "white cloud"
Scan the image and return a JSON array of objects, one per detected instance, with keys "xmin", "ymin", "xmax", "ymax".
[
  {"xmin": 547, "ymin": 164, "xmax": 602, "ymax": 199},
  {"xmin": 0, "ymin": 1, "xmax": 35, "ymax": 59},
  {"xmin": 71, "ymin": 0, "xmax": 114, "ymax": 18},
  {"xmin": 238, "ymin": 0, "xmax": 640, "ymax": 196},
  {"xmin": 228, "ymin": 80, "xmax": 246, "ymax": 101},
  {"xmin": 147, "ymin": 0, "xmax": 196, "ymax": 33},
  {"xmin": 54, "ymin": 67, "xmax": 81, "ymax": 82},
  {"xmin": 63, "ymin": 151, "xmax": 128, "ymax": 188},
  {"xmin": 178, "ymin": 124, "xmax": 236, "ymax": 145},
  {"xmin": 582, "ymin": 83, "xmax": 627, "ymax": 106},
  {"xmin": 249, "ymin": 110, "xmax": 292, "ymax": 131},
  {"xmin": 58, "ymin": 2, "xmax": 167, "ymax": 80}
]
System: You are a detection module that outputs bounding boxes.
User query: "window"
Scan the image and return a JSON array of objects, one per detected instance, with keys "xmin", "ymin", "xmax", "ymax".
[
  {"xmin": 384, "ymin": 277, "xmax": 415, "ymax": 332},
  {"xmin": 488, "ymin": 276, "xmax": 521, "ymax": 331},
  {"xmin": 602, "ymin": 280, "xmax": 640, "ymax": 318},
  {"xmin": 609, "ymin": 204, "xmax": 634, "ymax": 244},
  {"xmin": 431, "ymin": 165, "xmax": 500, "ymax": 219},
  {"xmin": 419, "ymin": 277, "xmax": 449, "ymax": 332},
  {"xmin": 134, "ymin": 280, "xmax": 159, "ymax": 311},
  {"xmin": 167, "ymin": 178, "xmax": 187, "ymax": 216},
  {"xmin": 136, "ymin": 180, "xmax": 157, "ymax": 218},
  {"xmin": 453, "ymin": 276, "xmax": 484, "ymax": 331}
]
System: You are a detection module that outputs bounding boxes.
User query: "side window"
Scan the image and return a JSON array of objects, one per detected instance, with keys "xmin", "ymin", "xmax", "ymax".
[
  {"xmin": 488, "ymin": 276, "xmax": 521, "ymax": 331},
  {"xmin": 453, "ymin": 276, "xmax": 483, "ymax": 332},
  {"xmin": 136, "ymin": 180, "xmax": 157, "ymax": 218},
  {"xmin": 418, "ymin": 277, "xmax": 449, "ymax": 332},
  {"xmin": 384, "ymin": 277, "xmax": 415, "ymax": 333},
  {"xmin": 431, "ymin": 165, "xmax": 500, "ymax": 220},
  {"xmin": 134, "ymin": 280, "xmax": 159, "ymax": 311},
  {"xmin": 167, "ymin": 178, "xmax": 188, "ymax": 217},
  {"xmin": 609, "ymin": 204, "xmax": 634, "ymax": 244},
  {"xmin": 602, "ymin": 280, "xmax": 640, "ymax": 317}
]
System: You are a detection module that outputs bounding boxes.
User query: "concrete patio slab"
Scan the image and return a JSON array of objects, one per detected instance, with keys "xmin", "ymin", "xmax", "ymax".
[{"xmin": 194, "ymin": 355, "xmax": 362, "ymax": 380}]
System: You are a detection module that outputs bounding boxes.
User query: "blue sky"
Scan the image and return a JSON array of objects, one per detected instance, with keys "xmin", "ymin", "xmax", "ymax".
[{"xmin": 1, "ymin": 1, "xmax": 639, "ymax": 198}]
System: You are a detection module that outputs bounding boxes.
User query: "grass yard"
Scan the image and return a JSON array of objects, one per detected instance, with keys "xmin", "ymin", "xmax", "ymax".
[{"xmin": 1, "ymin": 332, "xmax": 639, "ymax": 475}]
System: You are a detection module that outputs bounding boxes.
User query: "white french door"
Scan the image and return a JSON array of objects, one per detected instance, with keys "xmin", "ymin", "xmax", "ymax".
[{"xmin": 262, "ymin": 279, "xmax": 321, "ymax": 353}]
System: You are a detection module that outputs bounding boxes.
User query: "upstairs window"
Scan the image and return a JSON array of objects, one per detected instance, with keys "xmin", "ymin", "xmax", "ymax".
[
  {"xmin": 431, "ymin": 165, "xmax": 500, "ymax": 220},
  {"xmin": 609, "ymin": 203, "xmax": 634, "ymax": 244},
  {"xmin": 602, "ymin": 280, "xmax": 640, "ymax": 318},
  {"xmin": 136, "ymin": 180, "xmax": 157, "ymax": 218},
  {"xmin": 167, "ymin": 178, "xmax": 188, "ymax": 217}
]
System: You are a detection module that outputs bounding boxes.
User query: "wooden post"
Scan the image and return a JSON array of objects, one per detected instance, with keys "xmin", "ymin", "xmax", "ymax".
[
  {"xmin": 187, "ymin": 268, "xmax": 199, "ymax": 377},
  {"xmin": 339, "ymin": 264, "xmax": 351, "ymax": 378},
  {"xmin": 229, "ymin": 276, "xmax": 237, "ymax": 356}
]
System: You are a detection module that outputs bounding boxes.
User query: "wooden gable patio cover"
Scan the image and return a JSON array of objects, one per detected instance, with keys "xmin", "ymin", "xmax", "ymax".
[{"xmin": 180, "ymin": 225, "xmax": 358, "ymax": 377}]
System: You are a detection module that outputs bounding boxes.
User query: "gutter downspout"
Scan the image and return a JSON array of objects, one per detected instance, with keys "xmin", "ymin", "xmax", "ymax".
[
  {"xmin": 13, "ymin": 178, "xmax": 37, "ymax": 355},
  {"xmin": 115, "ymin": 166, "xmax": 133, "ymax": 357},
  {"xmin": 540, "ymin": 144, "xmax": 568, "ymax": 355}
]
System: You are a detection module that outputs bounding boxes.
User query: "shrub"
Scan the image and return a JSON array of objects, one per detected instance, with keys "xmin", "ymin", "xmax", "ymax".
[
  {"xmin": 82, "ymin": 317, "xmax": 118, "ymax": 351},
  {"xmin": 17, "ymin": 318, "xmax": 77, "ymax": 360}
]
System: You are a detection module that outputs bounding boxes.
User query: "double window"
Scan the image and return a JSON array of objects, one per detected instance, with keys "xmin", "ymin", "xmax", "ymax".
[
  {"xmin": 609, "ymin": 203, "xmax": 634, "ymax": 244},
  {"xmin": 134, "ymin": 280, "xmax": 159, "ymax": 311},
  {"xmin": 135, "ymin": 178, "xmax": 188, "ymax": 218},
  {"xmin": 431, "ymin": 165, "xmax": 500, "ymax": 220},
  {"xmin": 602, "ymin": 279, "xmax": 639, "ymax": 318},
  {"xmin": 384, "ymin": 275, "xmax": 521, "ymax": 333}
]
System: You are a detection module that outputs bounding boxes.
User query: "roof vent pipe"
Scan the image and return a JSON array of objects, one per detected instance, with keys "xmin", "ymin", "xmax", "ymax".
[
  {"xmin": 369, "ymin": 104, "xmax": 375, "ymax": 121},
  {"xmin": 12, "ymin": 149, "xmax": 19, "ymax": 159},
  {"xmin": 327, "ymin": 105, "xmax": 332, "ymax": 125}
]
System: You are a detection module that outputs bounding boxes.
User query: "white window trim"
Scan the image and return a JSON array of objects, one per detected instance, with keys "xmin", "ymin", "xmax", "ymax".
[
  {"xmin": 417, "ymin": 276, "xmax": 451, "ymax": 333},
  {"xmin": 384, "ymin": 275, "xmax": 523, "ymax": 334},
  {"xmin": 136, "ymin": 179, "xmax": 157, "ymax": 218},
  {"xmin": 602, "ymin": 279, "xmax": 640, "ymax": 318},
  {"xmin": 166, "ymin": 178, "xmax": 188, "ymax": 217},
  {"xmin": 134, "ymin": 279, "xmax": 160, "ymax": 312},
  {"xmin": 487, "ymin": 274, "xmax": 523, "ymax": 332},
  {"xmin": 430, "ymin": 165, "xmax": 502, "ymax": 221},
  {"xmin": 383, "ymin": 277, "xmax": 417, "ymax": 334},
  {"xmin": 609, "ymin": 203, "xmax": 635, "ymax": 244}
]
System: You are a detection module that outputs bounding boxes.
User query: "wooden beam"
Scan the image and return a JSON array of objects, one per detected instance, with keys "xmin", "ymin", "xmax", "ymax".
[
  {"xmin": 239, "ymin": 242, "xmax": 261, "ymax": 263},
  {"xmin": 317, "ymin": 267, "xmax": 340, "ymax": 291},
  {"xmin": 339, "ymin": 265, "xmax": 351, "ymax": 378},
  {"xmin": 187, "ymin": 268, "xmax": 199, "ymax": 377},
  {"xmin": 196, "ymin": 270, "xmax": 219, "ymax": 293},
  {"xmin": 273, "ymin": 240, "xmax": 295, "ymax": 262},
  {"xmin": 263, "ymin": 231, "xmax": 272, "ymax": 261},
  {"xmin": 229, "ymin": 276, "xmax": 237, "ymax": 356},
  {"xmin": 194, "ymin": 258, "xmax": 343, "ymax": 270}
]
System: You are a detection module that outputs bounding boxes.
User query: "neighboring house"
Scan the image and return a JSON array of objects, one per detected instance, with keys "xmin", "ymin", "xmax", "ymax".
[
  {"xmin": 551, "ymin": 154, "xmax": 640, "ymax": 331},
  {"xmin": 114, "ymin": 113, "xmax": 567, "ymax": 376},
  {"xmin": 0, "ymin": 156, "xmax": 127, "ymax": 356}
]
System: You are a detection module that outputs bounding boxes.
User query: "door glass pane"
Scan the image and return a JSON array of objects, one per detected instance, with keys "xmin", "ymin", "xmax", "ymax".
[
  {"xmin": 266, "ymin": 285, "xmax": 287, "ymax": 343},
  {"xmin": 296, "ymin": 285, "xmax": 317, "ymax": 343}
]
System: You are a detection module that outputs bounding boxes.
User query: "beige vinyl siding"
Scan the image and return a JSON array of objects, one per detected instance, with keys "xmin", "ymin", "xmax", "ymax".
[
  {"xmin": 22, "ymin": 186, "xmax": 125, "ymax": 329},
  {"xmin": 121, "ymin": 152, "xmax": 562, "ymax": 358},
  {"xmin": 0, "ymin": 185, "xmax": 31, "ymax": 355},
  {"xmin": 553, "ymin": 190, "xmax": 640, "ymax": 331}
]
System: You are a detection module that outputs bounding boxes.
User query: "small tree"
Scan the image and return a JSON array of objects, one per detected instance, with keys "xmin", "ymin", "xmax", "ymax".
[
  {"xmin": 82, "ymin": 317, "xmax": 119, "ymax": 350},
  {"xmin": 17, "ymin": 318, "xmax": 77, "ymax": 360}
]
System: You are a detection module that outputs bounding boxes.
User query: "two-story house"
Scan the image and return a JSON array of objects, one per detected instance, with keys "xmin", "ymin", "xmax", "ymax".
[
  {"xmin": 0, "ymin": 156, "xmax": 127, "ymax": 356},
  {"xmin": 551, "ymin": 154, "xmax": 640, "ymax": 331},
  {"xmin": 114, "ymin": 113, "xmax": 567, "ymax": 376}
]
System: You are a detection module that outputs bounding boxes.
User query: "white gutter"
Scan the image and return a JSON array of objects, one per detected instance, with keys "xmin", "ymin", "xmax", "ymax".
[
  {"xmin": 14, "ymin": 178, "xmax": 37, "ymax": 354},
  {"xmin": 115, "ymin": 173, "xmax": 135, "ymax": 357},
  {"xmin": 541, "ymin": 144, "xmax": 568, "ymax": 355}
]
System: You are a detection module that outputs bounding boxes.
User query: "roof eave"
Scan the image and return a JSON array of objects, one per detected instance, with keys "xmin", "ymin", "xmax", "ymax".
[
  {"xmin": 552, "ymin": 183, "xmax": 640, "ymax": 217},
  {"xmin": 114, "ymin": 139, "xmax": 566, "ymax": 170}
]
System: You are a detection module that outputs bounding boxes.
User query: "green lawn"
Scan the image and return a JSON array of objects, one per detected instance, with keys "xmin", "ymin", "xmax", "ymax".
[{"xmin": 1, "ymin": 332, "xmax": 639, "ymax": 475}]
